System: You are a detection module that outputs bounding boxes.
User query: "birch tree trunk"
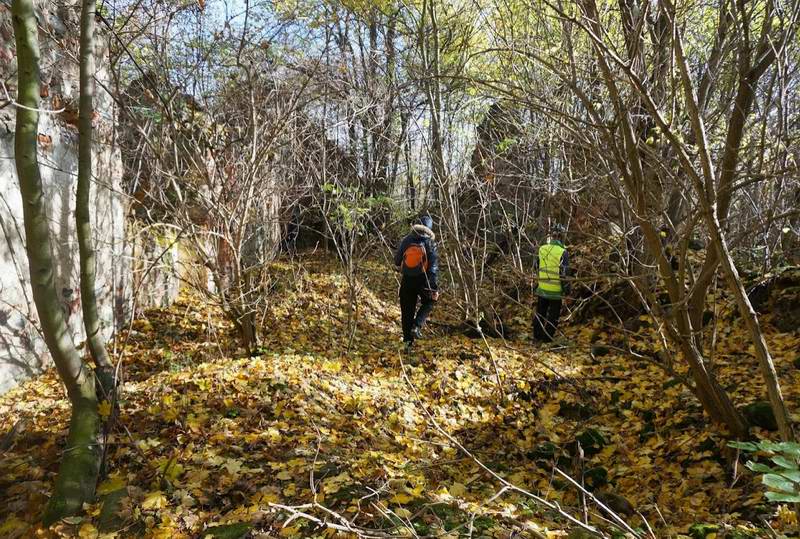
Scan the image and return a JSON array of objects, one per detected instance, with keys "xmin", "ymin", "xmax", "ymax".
[{"xmin": 12, "ymin": 0, "xmax": 102, "ymax": 523}]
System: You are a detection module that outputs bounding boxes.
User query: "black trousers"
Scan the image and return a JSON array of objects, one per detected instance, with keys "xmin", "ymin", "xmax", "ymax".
[
  {"xmin": 400, "ymin": 275, "xmax": 435, "ymax": 343},
  {"xmin": 533, "ymin": 296, "xmax": 562, "ymax": 342}
]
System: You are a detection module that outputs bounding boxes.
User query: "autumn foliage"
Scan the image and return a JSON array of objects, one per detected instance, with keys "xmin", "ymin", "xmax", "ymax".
[{"xmin": 1, "ymin": 257, "xmax": 799, "ymax": 538}]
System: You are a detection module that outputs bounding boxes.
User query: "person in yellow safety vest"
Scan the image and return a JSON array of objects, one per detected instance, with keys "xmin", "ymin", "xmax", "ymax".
[{"xmin": 533, "ymin": 224, "xmax": 570, "ymax": 343}]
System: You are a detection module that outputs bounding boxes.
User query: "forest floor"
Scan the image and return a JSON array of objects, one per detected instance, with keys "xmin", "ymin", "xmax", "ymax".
[{"xmin": 1, "ymin": 256, "xmax": 800, "ymax": 538}]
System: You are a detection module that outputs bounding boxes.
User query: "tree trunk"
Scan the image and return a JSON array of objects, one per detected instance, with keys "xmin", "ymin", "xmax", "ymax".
[
  {"xmin": 12, "ymin": 0, "xmax": 102, "ymax": 524},
  {"xmin": 676, "ymin": 334, "xmax": 748, "ymax": 437},
  {"xmin": 579, "ymin": 0, "xmax": 748, "ymax": 437},
  {"xmin": 42, "ymin": 381, "xmax": 101, "ymax": 525},
  {"xmin": 708, "ymin": 213, "xmax": 794, "ymax": 440},
  {"xmin": 639, "ymin": 219, "xmax": 748, "ymax": 438},
  {"xmin": 77, "ymin": 0, "xmax": 114, "ymax": 394},
  {"xmin": 664, "ymin": 6, "xmax": 793, "ymax": 440},
  {"xmin": 421, "ymin": 0, "xmax": 446, "ymax": 200}
]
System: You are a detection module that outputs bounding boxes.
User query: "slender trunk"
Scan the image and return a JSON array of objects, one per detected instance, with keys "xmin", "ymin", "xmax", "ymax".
[
  {"xmin": 421, "ymin": 0, "xmax": 446, "ymax": 199},
  {"xmin": 666, "ymin": 7, "xmax": 793, "ymax": 439},
  {"xmin": 677, "ymin": 334, "xmax": 748, "ymax": 437},
  {"xmin": 580, "ymin": 0, "xmax": 748, "ymax": 436},
  {"xmin": 640, "ymin": 219, "xmax": 748, "ymax": 438},
  {"xmin": 240, "ymin": 312, "xmax": 258, "ymax": 355},
  {"xmin": 686, "ymin": 3, "xmax": 778, "ymax": 334},
  {"xmin": 239, "ymin": 272, "xmax": 259, "ymax": 355},
  {"xmin": 43, "ymin": 379, "xmax": 101, "ymax": 525},
  {"xmin": 77, "ymin": 0, "xmax": 114, "ymax": 390},
  {"xmin": 401, "ymin": 110, "xmax": 415, "ymax": 210},
  {"xmin": 12, "ymin": 0, "xmax": 101, "ymax": 523},
  {"xmin": 381, "ymin": 14, "xmax": 398, "ymax": 194},
  {"xmin": 709, "ymin": 212, "xmax": 794, "ymax": 440}
]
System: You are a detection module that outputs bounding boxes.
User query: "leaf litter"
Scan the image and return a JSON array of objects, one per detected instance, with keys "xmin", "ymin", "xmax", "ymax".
[{"xmin": 1, "ymin": 257, "xmax": 799, "ymax": 537}]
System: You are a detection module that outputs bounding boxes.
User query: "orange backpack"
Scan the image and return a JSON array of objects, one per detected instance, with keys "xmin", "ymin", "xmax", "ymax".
[{"xmin": 402, "ymin": 243, "xmax": 428, "ymax": 276}]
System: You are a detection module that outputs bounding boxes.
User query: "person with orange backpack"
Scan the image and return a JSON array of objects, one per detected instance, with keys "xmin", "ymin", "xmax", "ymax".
[{"xmin": 394, "ymin": 215, "xmax": 439, "ymax": 351}]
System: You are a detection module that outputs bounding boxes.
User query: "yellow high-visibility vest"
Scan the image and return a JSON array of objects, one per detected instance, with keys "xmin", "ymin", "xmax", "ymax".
[{"xmin": 537, "ymin": 242, "xmax": 566, "ymax": 298}]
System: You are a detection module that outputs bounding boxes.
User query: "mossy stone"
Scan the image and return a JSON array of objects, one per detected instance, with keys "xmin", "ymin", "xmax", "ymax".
[
  {"xmin": 742, "ymin": 401, "xmax": 778, "ymax": 431},
  {"xmin": 559, "ymin": 400, "xmax": 595, "ymax": 420},
  {"xmin": 688, "ymin": 523, "xmax": 719, "ymax": 539},
  {"xmin": 576, "ymin": 428, "xmax": 607, "ymax": 457},
  {"xmin": 584, "ymin": 466, "xmax": 608, "ymax": 490},
  {"xmin": 528, "ymin": 441, "xmax": 558, "ymax": 461}
]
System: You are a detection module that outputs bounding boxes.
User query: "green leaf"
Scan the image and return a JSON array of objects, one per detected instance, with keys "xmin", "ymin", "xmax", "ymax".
[
  {"xmin": 756, "ymin": 441, "xmax": 785, "ymax": 453},
  {"xmin": 762, "ymin": 473, "xmax": 798, "ymax": 494},
  {"xmin": 765, "ymin": 491, "xmax": 800, "ymax": 503},
  {"xmin": 778, "ymin": 469, "xmax": 800, "ymax": 483},
  {"xmin": 771, "ymin": 455, "xmax": 800, "ymax": 470},
  {"xmin": 745, "ymin": 461, "xmax": 774, "ymax": 473},
  {"xmin": 204, "ymin": 522, "xmax": 252, "ymax": 539},
  {"xmin": 775, "ymin": 442, "xmax": 800, "ymax": 457},
  {"xmin": 687, "ymin": 523, "xmax": 718, "ymax": 539},
  {"xmin": 728, "ymin": 441, "xmax": 758, "ymax": 452}
]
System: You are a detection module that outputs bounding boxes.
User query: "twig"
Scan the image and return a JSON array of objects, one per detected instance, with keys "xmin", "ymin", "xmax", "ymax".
[
  {"xmin": 309, "ymin": 420, "xmax": 322, "ymax": 498},
  {"xmin": 498, "ymin": 340, "xmax": 571, "ymax": 382},
  {"xmin": 268, "ymin": 502, "xmax": 394, "ymax": 538},
  {"xmin": 578, "ymin": 442, "xmax": 588, "ymax": 525},
  {"xmin": 0, "ymin": 419, "xmax": 28, "ymax": 452},
  {"xmin": 554, "ymin": 469, "xmax": 641, "ymax": 537},
  {"xmin": 478, "ymin": 329, "xmax": 505, "ymax": 403},
  {"xmin": 398, "ymin": 352, "xmax": 607, "ymax": 537},
  {"xmin": 1, "ymin": 81, "xmax": 66, "ymax": 114},
  {"xmin": 637, "ymin": 510, "xmax": 657, "ymax": 539},
  {"xmin": 653, "ymin": 503, "xmax": 668, "ymax": 529}
]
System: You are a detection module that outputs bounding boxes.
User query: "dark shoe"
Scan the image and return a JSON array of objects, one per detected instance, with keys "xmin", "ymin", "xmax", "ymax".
[
  {"xmin": 412, "ymin": 325, "xmax": 422, "ymax": 340},
  {"xmin": 403, "ymin": 341, "xmax": 420, "ymax": 366}
]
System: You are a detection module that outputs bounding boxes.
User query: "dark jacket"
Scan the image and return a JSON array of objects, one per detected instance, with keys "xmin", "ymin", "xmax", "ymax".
[{"xmin": 394, "ymin": 223, "xmax": 439, "ymax": 290}]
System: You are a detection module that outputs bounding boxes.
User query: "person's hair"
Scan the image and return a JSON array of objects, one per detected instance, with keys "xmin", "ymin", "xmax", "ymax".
[
  {"xmin": 550, "ymin": 223, "xmax": 565, "ymax": 238},
  {"xmin": 418, "ymin": 214, "xmax": 433, "ymax": 227}
]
